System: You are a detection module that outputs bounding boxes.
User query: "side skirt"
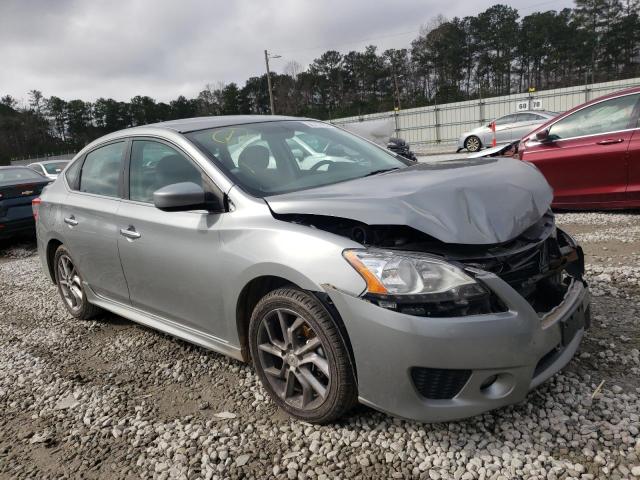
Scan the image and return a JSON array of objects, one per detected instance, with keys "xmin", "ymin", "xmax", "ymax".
[{"xmin": 83, "ymin": 283, "xmax": 244, "ymax": 362}]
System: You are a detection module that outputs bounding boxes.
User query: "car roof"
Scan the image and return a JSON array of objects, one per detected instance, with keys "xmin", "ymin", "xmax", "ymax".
[{"xmin": 140, "ymin": 115, "xmax": 310, "ymax": 134}]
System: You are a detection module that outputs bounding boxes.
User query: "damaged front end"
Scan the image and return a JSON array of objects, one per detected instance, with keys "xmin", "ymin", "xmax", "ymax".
[{"xmin": 276, "ymin": 211, "xmax": 585, "ymax": 319}]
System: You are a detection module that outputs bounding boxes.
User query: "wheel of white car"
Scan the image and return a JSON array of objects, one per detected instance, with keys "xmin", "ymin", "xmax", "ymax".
[
  {"xmin": 464, "ymin": 135, "xmax": 482, "ymax": 152},
  {"xmin": 53, "ymin": 245, "xmax": 102, "ymax": 320},
  {"xmin": 249, "ymin": 287, "xmax": 357, "ymax": 423}
]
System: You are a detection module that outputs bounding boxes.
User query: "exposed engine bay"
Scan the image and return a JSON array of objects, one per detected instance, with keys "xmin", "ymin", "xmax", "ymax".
[{"xmin": 276, "ymin": 211, "xmax": 585, "ymax": 318}]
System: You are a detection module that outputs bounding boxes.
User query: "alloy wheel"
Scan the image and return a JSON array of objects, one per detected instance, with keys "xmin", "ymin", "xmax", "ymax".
[
  {"xmin": 465, "ymin": 136, "xmax": 481, "ymax": 152},
  {"xmin": 57, "ymin": 254, "xmax": 83, "ymax": 313},
  {"xmin": 256, "ymin": 308, "xmax": 331, "ymax": 410}
]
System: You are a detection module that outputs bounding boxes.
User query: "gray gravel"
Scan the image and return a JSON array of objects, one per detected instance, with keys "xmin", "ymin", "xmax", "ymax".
[{"xmin": 1, "ymin": 213, "xmax": 639, "ymax": 479}]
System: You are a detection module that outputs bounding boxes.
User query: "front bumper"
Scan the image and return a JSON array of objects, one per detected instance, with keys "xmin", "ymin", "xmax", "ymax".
[{"xmin": 325, "ymin": 271, "xmax": 589, "ymax": 422}]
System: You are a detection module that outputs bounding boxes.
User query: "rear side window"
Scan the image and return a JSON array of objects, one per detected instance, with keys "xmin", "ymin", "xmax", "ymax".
[
  {"xmin": 517, "ymin": 113, "xmax": 543, "ymax": 122},
  {"xmin": 79, "ymin": 142, "xmax": 125, "ymax": 197},
  {"xmin": 129, "ymin": 140, "xmax": 203, "ymax": 203},
  {"xmin": 549, "ymin": 93, "xmax": 640, "ymax": 140},
  {"xmin": 65, "ymin": 159, "xmax": 83, "ymax": 188},
  {"xmin": 28, "ymin": 164, "xmax": 45, "ymax": 175},
  {"xmin": 44, "ymin": 162, "xmax": 68, "ymax": 174}
]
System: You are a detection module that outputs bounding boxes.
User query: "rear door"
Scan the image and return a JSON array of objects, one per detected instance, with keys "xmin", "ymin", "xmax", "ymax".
[
  {"xmin": 522, "ymin": 93, "xmax": 640, "ymax": 207},
  {"xmin": 60, "ymin": 140, "xmax": 130, "ymax": 303}
]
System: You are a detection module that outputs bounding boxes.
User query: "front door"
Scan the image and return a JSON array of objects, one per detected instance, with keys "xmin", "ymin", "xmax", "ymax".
[
  {"xmin": 116, "ymin": 139, "xmax": 229, "ymax": 339},
  {"xmin": 523, "ymin": 93, "xmax": 640, "ymax": 207},
  {"xmin": 61, "ymin": 140, "xmax": 130, "ymax": 303}
]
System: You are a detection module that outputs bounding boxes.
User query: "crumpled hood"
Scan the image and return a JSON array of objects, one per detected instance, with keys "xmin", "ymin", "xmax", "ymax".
[{"xmin": 265, "ymin": 157, "xmax": 553, "ymax": 245}]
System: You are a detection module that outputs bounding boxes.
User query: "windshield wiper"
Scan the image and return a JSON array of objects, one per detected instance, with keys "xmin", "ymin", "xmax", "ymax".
[{"xmin": 364, "ymin": 167, "xmax": 401, "ymax": 177}]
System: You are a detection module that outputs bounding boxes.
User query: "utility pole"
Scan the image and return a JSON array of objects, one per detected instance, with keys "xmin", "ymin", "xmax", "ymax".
[
  {"xmin": 392, "ymin": 71, "xmax": 402, "ymax": 137},
  {"xmin": 264, "ymin": 50, "xmax": 281, "ymax": 115},
  {"xmin": 393, "ymin": 72, "xmax": 402, "ymax": 110}
]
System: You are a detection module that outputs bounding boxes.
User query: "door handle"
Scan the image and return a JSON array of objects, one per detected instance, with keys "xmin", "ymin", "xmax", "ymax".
[
  {"xmin": 120, "ymin": 227, "xmax": 141, "ymax": 240},
  {"xmin": 596, "ymin": 138, "xmax": 624, "ymax": 145},
  {"xmin": 63, "ymin": 216, "xmax": 78, "ymax": 226}
]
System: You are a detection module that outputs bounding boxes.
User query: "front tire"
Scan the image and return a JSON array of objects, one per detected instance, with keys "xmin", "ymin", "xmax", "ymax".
[
  {"xmin": 464, "ymin": 135, "xmax": 482, "ymax": 152},
  {"xmin": 249, "ymin": 288, "xmax": 357, "ymax": 423},
  {"xmin": 54, "ymin": 245, "xmax": 101, "ymax": 319}
]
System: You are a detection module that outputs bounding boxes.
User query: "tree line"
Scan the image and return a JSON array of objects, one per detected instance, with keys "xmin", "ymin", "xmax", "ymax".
[{"xmin": 1, "ymin": 0, "xmax": 639, "ymax": 164}]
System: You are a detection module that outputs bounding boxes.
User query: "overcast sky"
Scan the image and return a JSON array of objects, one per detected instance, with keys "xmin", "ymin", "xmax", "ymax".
[{"xmin": 0, "ymin": 0, "xmax": 574, "ymax": 105}]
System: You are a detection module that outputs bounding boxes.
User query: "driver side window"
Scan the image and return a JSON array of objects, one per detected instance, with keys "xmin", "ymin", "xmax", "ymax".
[
  {"xmin": 129, "ymin": 140, "xmax": 203, "ymax": 204},
  {"xmin": 549, "ymin": 94, "xmax": 639, "ymax": 140}
]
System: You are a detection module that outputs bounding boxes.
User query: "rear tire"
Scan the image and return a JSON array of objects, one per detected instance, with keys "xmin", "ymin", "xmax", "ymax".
[
  {"xmin": 249, "ymin": 288, "xmax": 357, "ymax": 423},
  {"xmin": 53, "ymin": 245, "xmax": 101, "ymax": 320},
  {"xmin": 464, "ymin": 135, "xmax": 482, "ymax": 152}
]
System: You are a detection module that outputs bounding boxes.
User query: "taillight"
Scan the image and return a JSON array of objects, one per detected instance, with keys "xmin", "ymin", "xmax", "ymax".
[{"xmin": 32, "ymin": 197, "xmax": 41, "ymax": 221}]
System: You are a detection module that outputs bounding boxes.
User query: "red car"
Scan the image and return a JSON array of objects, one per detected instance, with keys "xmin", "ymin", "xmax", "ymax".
[{"xmin": 518, "ymin": 86, "xmax": 640, "ymax": 209}]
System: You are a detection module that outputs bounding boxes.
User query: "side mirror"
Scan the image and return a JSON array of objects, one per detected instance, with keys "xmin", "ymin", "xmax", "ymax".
[
  {"xmin": 535, "ymin": 129, "xmax": 551, "ymax": 142},
  {"xmin": 153, "ymin": 182, "xmax": 221, "ymax": 212}
]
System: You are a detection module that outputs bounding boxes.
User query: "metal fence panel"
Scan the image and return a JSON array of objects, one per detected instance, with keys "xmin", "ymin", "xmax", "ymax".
[{"xmin": 331, "ymin": 77, "xmax": 640, "ymax": 147}]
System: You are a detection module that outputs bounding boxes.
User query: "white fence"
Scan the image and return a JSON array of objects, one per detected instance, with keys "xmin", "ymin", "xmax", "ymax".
[{"xmin": 331, "ymin": 77, "xmax": 640, "ymax": 148}]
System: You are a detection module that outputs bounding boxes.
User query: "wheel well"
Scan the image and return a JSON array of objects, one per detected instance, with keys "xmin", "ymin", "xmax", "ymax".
[
  {"xmin": 46, "ymin": 239, "xmax": 63, "ymax": 284},
  {"xmin": 235, "ymin": 276, "xmax": 357, "ymax": 379},
  {"xmin": 236, "ymin": 276, "xmax": 294, "ymax": 362},
  {"xmin": 465, "ymin": 135, "xmax": 481, "ymax": 146}
]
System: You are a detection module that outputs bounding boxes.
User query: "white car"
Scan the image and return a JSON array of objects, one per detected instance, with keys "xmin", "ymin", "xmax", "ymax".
[
  {"xmin": 457, "ymin": 111, "xmax": 557, "ymax": 152},
  {"xmin": 27, "ymin": 160, "xmax": 70, "ymax": 180}
]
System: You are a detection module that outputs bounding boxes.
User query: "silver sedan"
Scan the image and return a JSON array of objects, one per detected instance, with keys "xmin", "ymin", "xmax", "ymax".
[
  {"xmin": 457, "ymin": 111, "xmax": 557, "ymax": 152},
  {"xmin": 35, "ymin": 116, "xmax": 589, "ymax": 423}
]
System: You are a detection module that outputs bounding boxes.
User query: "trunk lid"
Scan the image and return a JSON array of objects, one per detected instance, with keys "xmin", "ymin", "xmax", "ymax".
[
  {"xmin": 265, "ymin": 157, "xmax": 553, "ymax": 245},
  {"xmin": 0, "ymin": 180, "xmax": 49, "ymax": 202}
]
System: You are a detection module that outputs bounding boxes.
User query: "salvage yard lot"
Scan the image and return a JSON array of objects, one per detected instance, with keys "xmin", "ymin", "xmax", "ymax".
[{"xmin": 1, "ymin": 212, "xmax": 639, "ymax": 480}]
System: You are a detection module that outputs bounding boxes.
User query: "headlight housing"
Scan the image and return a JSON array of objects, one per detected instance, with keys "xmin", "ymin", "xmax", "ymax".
[
  {"xmin": 344, "ymin": 249, "xmax": 478, "ymax": 295},
  {"xmin": 343, "ymin": 249, "xmax": 493, "ymax": 316}
]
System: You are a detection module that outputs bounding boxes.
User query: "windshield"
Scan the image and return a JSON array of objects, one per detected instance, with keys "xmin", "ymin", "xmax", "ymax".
[
  {"xmin": 185, "ymin": 120, "xmax": 409, "ymax": 197},
  {"xmin": 43, "ymin": 161, "xmax": 69, "ymax": 174},
  {"xmin": 0, "ymin": 168, "xmax": 46, "ymax": 183}
]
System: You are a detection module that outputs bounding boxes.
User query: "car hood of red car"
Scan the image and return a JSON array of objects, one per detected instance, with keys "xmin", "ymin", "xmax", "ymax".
[{"xmin": 265, "ymin": 157, "xmax": 554, "ymax": 245}]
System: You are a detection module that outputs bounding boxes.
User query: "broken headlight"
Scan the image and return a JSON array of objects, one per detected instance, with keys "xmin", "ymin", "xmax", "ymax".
[
  {"xmin": 343, "ymin": 249, "xmax": 486, "ymax": 299},
  {"xmin": 343, "ymin": 249, "xmax": 499, "ymax": 316}
]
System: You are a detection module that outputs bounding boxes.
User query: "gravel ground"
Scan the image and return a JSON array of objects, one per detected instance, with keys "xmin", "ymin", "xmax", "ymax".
[{"xmin": 1, "ymin": 213, "xmax": 639, "ymax": 480}]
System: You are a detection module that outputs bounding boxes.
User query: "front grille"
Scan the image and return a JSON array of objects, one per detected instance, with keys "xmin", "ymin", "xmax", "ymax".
[
  {"xmin": 411, "ymin": 367, "xmax": 471, "ymax": 399},
  {"xmin": 462, "ymin": 231, "xmax": 579, "ymax": 315}
]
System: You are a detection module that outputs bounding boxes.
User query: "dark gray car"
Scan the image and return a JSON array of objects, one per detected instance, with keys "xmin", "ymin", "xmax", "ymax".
[{"xmin": 35, "ymin": 116, "xmax": 590, "ymax": 423}]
